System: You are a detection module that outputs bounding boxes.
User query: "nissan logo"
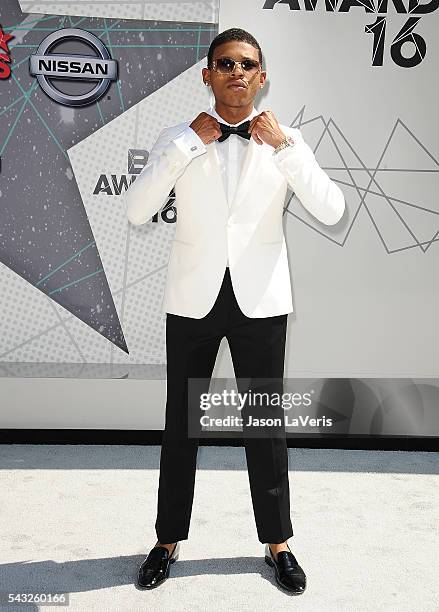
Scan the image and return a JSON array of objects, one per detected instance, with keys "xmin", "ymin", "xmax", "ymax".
[{"xmin": 29, "ymin": 28, "xmax": 118, "ymax": 107}]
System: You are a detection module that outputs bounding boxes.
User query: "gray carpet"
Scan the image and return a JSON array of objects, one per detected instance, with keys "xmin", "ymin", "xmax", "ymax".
[{"xmin": 0, "ymin": 445, "xmax": 437, "ymax": 611}]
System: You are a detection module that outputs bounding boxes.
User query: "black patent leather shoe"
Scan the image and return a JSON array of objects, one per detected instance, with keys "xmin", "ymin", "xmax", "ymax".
[
  {"xmin": 137, "ymin": 542, "xmax": 180, "ymax": 589},
  {"xmin": 264, "ymin": 543, "xmax": 306, "ymax": 594}
]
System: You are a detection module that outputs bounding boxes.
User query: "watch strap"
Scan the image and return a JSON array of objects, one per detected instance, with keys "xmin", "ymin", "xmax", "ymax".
[{"xmin": 273, "ymin": 135, "xmax": 295, "ymax": 155}]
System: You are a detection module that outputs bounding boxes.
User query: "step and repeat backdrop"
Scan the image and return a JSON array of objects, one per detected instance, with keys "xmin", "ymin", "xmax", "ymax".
[{"xmin": 0, "ymin": 0, "xmax": 438, "ymax": 436}]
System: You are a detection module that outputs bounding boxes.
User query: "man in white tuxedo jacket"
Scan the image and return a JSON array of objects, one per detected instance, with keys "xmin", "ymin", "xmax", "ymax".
[{"xmin": 127, "ymin": 28, "xmax": 345, "ymax": 593}]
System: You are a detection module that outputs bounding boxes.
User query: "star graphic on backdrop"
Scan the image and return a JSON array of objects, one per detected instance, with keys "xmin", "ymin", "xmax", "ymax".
[{"xmin": 0, "ymin": 0, "xmax": 215, "ymax": 354}]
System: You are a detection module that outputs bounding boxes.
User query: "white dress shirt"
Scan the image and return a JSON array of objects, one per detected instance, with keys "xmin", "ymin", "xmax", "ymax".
[{"xmin": 170, "ymin": 104, "xmax": 294, "ymax": 266}]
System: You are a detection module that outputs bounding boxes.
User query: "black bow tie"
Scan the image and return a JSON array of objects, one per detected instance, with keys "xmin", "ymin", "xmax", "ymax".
[{"xmin": 217, "ymin": 120, "xmax": 251, "ymax": 142}]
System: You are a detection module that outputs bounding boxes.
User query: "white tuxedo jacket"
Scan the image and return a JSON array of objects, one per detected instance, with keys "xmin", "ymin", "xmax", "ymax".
[{"xmin": 125, "ymin": 107, "xmax": 345, "ymax": 318}]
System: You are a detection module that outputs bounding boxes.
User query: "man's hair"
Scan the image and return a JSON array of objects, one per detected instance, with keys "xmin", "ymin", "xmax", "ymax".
[{"xmin": 207, "ymin": 28, "xmax": 263, "ymax": 69}]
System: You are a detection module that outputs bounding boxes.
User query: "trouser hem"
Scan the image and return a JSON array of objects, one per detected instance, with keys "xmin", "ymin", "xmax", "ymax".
[{"xmin": 258, "ymin": 528, "xmax": 294, "ymax": 545}]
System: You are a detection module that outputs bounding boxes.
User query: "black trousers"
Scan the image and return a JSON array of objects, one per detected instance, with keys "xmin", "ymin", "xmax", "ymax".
[{"xmin": 155, "ymin": 267, "xmax": 293, "ymax": 544}]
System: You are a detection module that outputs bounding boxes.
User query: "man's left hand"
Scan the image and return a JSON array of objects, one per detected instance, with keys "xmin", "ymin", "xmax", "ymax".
[{"xmin": 248, "ymin": 111, "xmax": 286, "ymax": 148}]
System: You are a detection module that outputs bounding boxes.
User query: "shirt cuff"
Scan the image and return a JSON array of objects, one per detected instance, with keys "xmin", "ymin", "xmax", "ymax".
[{"xmin": 172, "ymin": 126, "xmax": 207, "ymax": 160}]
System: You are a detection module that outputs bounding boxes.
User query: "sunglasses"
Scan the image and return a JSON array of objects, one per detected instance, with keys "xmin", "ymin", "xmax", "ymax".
[{"xmin": 210, "ymin": 57, "xmax": 261, "ymax": 74}]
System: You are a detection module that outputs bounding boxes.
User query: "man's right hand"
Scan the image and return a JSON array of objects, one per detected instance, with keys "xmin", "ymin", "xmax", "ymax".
[{"xmin": 189, "ymin": 112, "xmax": 222, "ymax": 145}]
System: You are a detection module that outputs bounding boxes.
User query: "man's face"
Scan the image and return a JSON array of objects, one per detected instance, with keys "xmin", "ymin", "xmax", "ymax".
[{"xmin": 203, "ymin": 41, "xmax": 266, "ymax": 108}]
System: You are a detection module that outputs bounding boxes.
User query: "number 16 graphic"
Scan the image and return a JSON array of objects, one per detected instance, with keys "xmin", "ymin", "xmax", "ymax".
[{"xmin": 365, "ymin": 17, "xmax": 426, "ymax": 67}]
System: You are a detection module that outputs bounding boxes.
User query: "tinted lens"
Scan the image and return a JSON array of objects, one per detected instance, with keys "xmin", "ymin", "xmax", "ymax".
[
  {"xmin": 217, "ymin": 57, "xmax": 234, "ymax": 72},
  {"xmin": 242, "ymin": 60, "xmax": 259, "ymax": 71}
]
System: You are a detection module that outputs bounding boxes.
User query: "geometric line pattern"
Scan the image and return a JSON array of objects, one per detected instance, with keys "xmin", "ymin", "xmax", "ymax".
[{"xmin": 283, "ymin": 107, "xmax": 439, "ymax": 254}]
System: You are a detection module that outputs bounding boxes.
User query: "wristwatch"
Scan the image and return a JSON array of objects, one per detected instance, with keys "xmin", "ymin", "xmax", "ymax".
[{"xmin": 273, "ymin": 135, "xmax": 295, "ymax": 155}]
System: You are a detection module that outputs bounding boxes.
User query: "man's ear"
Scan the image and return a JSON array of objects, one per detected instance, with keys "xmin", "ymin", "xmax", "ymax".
[{"xmin": 201, "ymin": 67, "xmax": 210, "ymax": 83}]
